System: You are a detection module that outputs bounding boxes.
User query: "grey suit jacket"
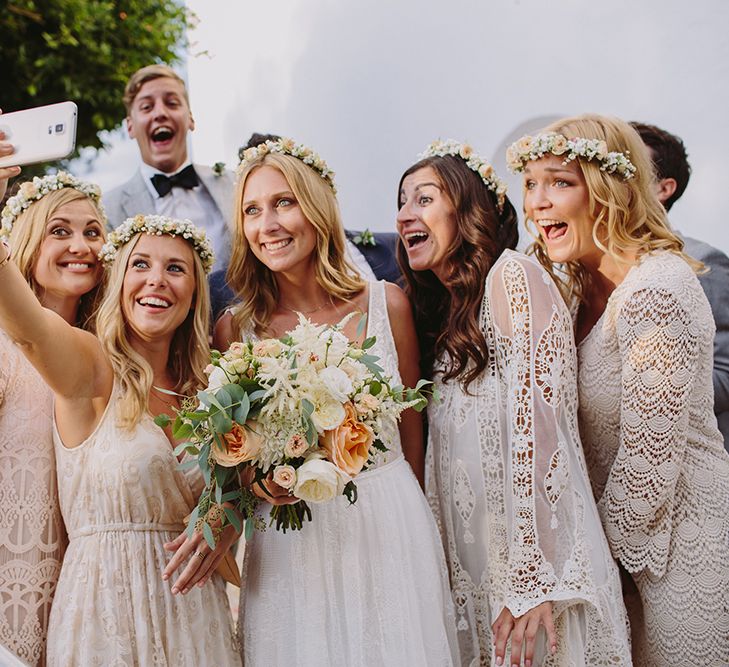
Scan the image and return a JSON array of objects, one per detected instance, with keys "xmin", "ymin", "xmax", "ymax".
[
  {"xmin": 103, "ymin": 164, "xmax": 235, "ymax": 269},
  {"xmin": 683, "ymin": 235, "xmax": 729, "ymax": 451}
]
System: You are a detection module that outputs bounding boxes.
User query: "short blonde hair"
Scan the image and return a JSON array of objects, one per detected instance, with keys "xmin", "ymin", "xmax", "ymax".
[
  {"xmin": 527, "ymin": 114, "xmax": 701, "ymax": 303},
  {"xmin": 228, "ymin": 152, "xmax": 365, "ymax": 336},
  {"xmin": 9, "ymin": 187, "xmax": 106, "ymax": 330},
  {"xmin": 95, "ymin": 233, "xmax": 210, "ymax": 430},
  {"xmin": 123, "ymin": 64, "xmax": 189, "ymax": 113}
]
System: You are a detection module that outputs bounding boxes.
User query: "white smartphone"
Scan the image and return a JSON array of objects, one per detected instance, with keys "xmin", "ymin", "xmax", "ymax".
[{"xmin": 0, "ymin": 101, "xmax": 78, "ymax": 167}]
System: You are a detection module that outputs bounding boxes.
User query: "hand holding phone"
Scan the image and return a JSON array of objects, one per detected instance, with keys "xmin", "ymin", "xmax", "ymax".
[
  {"xmin": 0, "ymin": 102, "xmax": 77, "ymax": 169},
  {"xmin": 0, "ymin": 115, "xmax": 22, "ymax": 201}
]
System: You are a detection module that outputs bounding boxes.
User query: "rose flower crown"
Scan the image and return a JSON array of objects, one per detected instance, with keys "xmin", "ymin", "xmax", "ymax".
[
  {"xmin": 99, "ymin": 214, "xmax": 215, "ymax": 274},
  {"xmin": 238, "ymin": 137, "xmax": 337, "ymax": 194},
  {"xmin": 506, "ymin": 133, "xmax": 637, "ymax": 180}
]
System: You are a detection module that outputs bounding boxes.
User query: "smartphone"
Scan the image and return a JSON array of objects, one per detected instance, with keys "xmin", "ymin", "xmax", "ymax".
[{"xmin": 0, "ymin": 101, "xmax": 78, "ymax": 167}]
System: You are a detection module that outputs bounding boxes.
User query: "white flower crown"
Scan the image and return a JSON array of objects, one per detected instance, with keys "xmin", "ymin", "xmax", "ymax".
[
  {"xmin": 99, "ymin": 214, "xmax": 215, "ymax": 274},
  {"xmin": 237, "ymin": 137, "xmax": 337, "ymax": 194},
  {"xmin": 506, "ymin": 133, "xmax": 637, "ymax": 180},
  {"xmin": 1, "ymin": 171, "xmax": 107, "ymax": 237},
  {"xmin": 418, "ymin": 139, "xmax": 508, "ymax": 211}
]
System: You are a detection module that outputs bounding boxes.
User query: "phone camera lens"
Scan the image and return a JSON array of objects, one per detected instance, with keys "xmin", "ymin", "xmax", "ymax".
[{"xmin": 55, "ymin": 123, "xmax": 65, "ymax": 133}]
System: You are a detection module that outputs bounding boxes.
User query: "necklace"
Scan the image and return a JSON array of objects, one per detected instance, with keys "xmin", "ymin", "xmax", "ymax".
[{"xmin": 279, "ymin": 297, "xmax": 334, "ymax": 315}]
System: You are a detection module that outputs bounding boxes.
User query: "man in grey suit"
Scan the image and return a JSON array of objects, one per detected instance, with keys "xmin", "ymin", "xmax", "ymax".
[
  {"xmin": 104, "ymin": 64, "xmax": 234, "ymax": 271},
  {"xmin": 632, "ymin": 121, "xmax": 729, "ymax": 450}
]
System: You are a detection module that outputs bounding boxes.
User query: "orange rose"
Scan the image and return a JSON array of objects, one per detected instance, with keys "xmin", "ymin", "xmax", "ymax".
[
  {"xmin": 212, "ymin": 421, "xmax": 262, "ymax": 467},
  {"xmin": 320, "ymin": 402, "xmax": 373, "ymax": 476}
]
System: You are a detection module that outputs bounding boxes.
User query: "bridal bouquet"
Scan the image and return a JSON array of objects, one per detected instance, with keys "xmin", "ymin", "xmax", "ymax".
[{"xmin": 156, "ymin": 314, "xmax": 432, "ymax": 544}]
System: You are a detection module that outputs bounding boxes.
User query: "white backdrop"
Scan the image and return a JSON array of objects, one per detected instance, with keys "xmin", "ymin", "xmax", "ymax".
[{"xmin": 85, "ymin": 0, "xmax": 729, "ymax": 254}]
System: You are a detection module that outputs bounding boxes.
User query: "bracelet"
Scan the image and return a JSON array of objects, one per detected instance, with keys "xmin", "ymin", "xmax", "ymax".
[{"xmin": 0, "ymin": 239, "xmax": 11, "ymax": 270}]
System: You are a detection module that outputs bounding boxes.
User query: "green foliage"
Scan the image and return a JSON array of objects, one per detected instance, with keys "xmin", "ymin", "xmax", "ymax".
[{"xmin": 1, "ymin": 0, "xmax": 192, "ymax": 171}]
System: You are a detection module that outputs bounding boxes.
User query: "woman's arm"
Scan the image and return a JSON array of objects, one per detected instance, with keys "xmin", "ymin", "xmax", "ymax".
[
  {"xmin": 212, "ymin": 310, "xmax": 235, "ymax": 352},
  {"xmin": 384, "ymin": 282, "xmax": 425, "ymax": 488}
]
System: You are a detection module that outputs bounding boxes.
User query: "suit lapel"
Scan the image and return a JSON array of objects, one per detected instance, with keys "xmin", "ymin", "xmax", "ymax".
[
  {"xmin": 196, "ymin": 164, "xmax": 234, "ymax": 224},
  {"xmin": 120, "ymin": 171, "xmax": 156, "ymax": 219}
]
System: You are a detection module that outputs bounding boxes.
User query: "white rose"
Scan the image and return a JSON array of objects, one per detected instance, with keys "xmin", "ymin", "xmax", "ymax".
[
  {"xmin": 206, "ymin": 365, "xmax": 229, "ymax": 391},
  {"xmin": 319, "ymin": 366, "xmax": 354, "ymax": 403},
  {"xmin": 310, "ymin": 399, "xmax": 346, "ymax": 433},
  {"xmin": 293, "ymin": 456, "xmax": 348, "ymax": 503}
]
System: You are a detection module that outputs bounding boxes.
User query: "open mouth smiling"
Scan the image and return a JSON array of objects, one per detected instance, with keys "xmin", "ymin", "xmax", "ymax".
[
  {"xmin": 537, "ymin": 219, "xmax": 568, "ymax": 241},
  {"xmin": 404, "ymin": 231, "xmax": 429, "ymax": 249},
  {"xmin": 262, "ymin": 239, "xmax": 293, "ymax": 251},
  {"xmin": 151, "ymin": 127, "xmax": 174, "ymax": 143},
  {"xmin": 137, "ymin": 296, "xmax": 172, "ymax": 309}
]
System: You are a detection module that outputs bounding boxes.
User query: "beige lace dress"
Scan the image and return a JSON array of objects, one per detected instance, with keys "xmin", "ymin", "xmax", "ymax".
[
  {"xmin": 46, "ymin": 385, "xmax": 240, "ymax": 666},
  {"xmin": 0, "ymin": 331, "xmax": 66, "ymax": 666},
  {"xmin": 578, "ymin": 251, "xmax": 729, "ymax": 666},
  {"xmin": 427, "ymin": 251, "xmax": 632, "ymax": 666}
]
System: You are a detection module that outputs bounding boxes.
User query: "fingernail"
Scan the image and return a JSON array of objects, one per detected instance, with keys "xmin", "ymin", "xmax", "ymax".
[
  {"xmin": 552, "ymin": 644, "xmax": 557, "ymax": 654},
  {"xmin": 495, "ymin": 658, "xmax": 502, "ymax": 666},
  {"xmin": 162, "ymin": 574, "xmax": 168, "ymax": 581},
  {"xmin": 182, "ymin": 587, "xmax": 189, "ymax": 595},
  {"xmin": 171, "ymin": 587, "xmax": 179, "ymax": 595},
  {"xmin": 526, "ymin": 661, "xmax": 532, "ymax": 667}
]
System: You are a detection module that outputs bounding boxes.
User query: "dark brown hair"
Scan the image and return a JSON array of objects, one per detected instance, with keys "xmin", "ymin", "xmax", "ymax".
[{"xmin": 397, "ymin": 155, "xmax": 519, "ymax": 388}]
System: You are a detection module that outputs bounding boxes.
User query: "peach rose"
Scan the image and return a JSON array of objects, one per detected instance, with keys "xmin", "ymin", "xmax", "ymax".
[
  {"xmin": 273, "ymin": 465, "xmax": 296, "ymax": 489},
  {"xmin": 551, "ymin": 135, "xmax": 568, "ymax": 155},
  {"xmin": 285, "ymin": 433, "xmax": 309, "ymax": 458},
  {"xmin": 516, "ymin": 136, "xmax": 533, "ymax": 154},
  {"xmin": 321, "ymin": 402, "xmax": 373, "ymax": 476},
  {"xmin": 212, "ymin": 421, "xmax": 262, "ymax": 467}
]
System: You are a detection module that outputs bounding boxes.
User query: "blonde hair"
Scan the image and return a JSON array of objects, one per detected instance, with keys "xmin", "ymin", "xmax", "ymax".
[
  {"xmin": 123, "ymin": 64, "xmax": 189, "ymax": 113},
  {"xmin": 95, "ymin": 233, "xmax": 211, "ymax": 430},
  {"xmin": 526, "ymin": 114, "xmax": 702, "ymax": 304},
  {"xmin": 228, "ymin": 152, "xmax": 365, "ymax": 336},
  {"xmin": 9, "ymin": 187, "xmax": 106, "ymax": 330}
]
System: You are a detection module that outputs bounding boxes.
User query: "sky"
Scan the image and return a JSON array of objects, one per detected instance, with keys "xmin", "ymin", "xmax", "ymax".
[{"xmin": 82, "ymin": 0, "xmax": 729, "ymax": 254}]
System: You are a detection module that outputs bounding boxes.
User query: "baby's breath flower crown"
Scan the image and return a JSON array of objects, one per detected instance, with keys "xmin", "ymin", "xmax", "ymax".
[
  {"xmin": 237, "ymin": 137, "xmax": 336, "ymax": 194},
  {"xmin": 1, "ymin": 171, "xmax": 107, "ymax": 237},
  {"xmin": 99, "ymin": 214, "xmax": 215, "ymax": 274},
  {"xmin": 506, "ymin": 133, "xmax": 637, "ymax": 180},
  {"xmin": 419, "ymin": 140, "xmax": 507, "ymax": 211}
]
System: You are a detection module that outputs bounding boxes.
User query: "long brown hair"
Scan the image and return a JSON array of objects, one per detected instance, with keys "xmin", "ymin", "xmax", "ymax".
[{"xmin": 397, "ymin": 155, "xmax": 519, "ymax": 388}]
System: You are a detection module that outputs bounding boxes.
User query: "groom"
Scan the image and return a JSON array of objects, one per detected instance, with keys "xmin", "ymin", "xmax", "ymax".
[{"xmin": 104, "ymin": 64, "xmax": 234, "ymax": 271}]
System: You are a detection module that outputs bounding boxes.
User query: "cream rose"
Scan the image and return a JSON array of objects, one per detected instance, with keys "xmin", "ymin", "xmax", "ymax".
[
  {"xmin": 253, "ymin": 338, "xmax": 282, "ymax": 357},
  {"xmin": 212, "ymin": 421, "xmax": 263, "ymax": 467},
  {"xmin": 516, "ymin": 136, "xmax": 533, "ymax": 153},
  {"xmin": 228, "ymin": 342, "xmax": 245, "ymax": 357},
  {"xmin": 355, "ymin": 393, "xmax": 380, "ymax": 416},
  {"xmin": 311, "ymin": 399, "xmax": 346, "ymax": 433},
  {"xmin": 459, "ymin": 144, "xmax": 473, "ymax": 159},
  {"xmin": 293, "ymin": 456, "xmax": 348, "ymax": 504},
  {"xmin": 19, "ymin": 182, "xmax": 38, "ymax": 198},
  {"xmin": 206, "ymin": 365, "xmax": 229, "ymax": 391},
  {"xmin": 319, "ymin": 366, "xmax": 354, "ymax": 403},
  {"xmin": 551, "ymin": 135, "xmax": 568, "ymax": 155},
  {"xmin": 273, "ymin": 465, "xmax": 296, "ymax": 489},
  {"xmin": 596, "ymin": 140, "xmax": 609, "ymax": 159},
  {"xmin": 285, "ymin": 433, "xmax": 309, "ymax": 458},
  {"xmin": 478, "ymin": 163, "xmax": 494, "ymax": 179},
  {"xmin": 321, "ymin": 402, "xmax": 373, "ymax": 476}
]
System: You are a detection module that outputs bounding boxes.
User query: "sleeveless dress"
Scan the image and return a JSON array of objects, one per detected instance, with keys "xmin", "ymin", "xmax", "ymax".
[
  {"xmin": 427, "ymin": 251, "xmax": 632, "ymax": 666},
  {"xmin": 0, "ymin": 331, "xmax": 66, "ymax": 666},
  {"xmin": 237, "ymin": 280, "xmax": 459, "ymax": 666},
  {"xmin": 577, "ymin": 251, "xmax": 729, "ymax": 666},
  {"xmin": 46, "ymin": 386, "xmax": 240, "ymax": 666}
]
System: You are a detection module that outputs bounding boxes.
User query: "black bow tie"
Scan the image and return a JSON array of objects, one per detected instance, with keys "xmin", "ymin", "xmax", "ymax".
[{"xmin": 151, "ymin": 165, "xmax": 200, "ymax": 197}]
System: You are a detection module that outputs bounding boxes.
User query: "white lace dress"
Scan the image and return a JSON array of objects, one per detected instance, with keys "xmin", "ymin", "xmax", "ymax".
[
  {"xmin": 0, "ymin": 331, "xmax": 66, "ymax": 666},
  {"xmin": 47, "ymin": 386, "xmax": 240, "ymax": 666},
  {"xmin": 578, "ymin": 251, "xmax": 729, "ymax": 666},
  {"xmin": 238, "ymin": 280, "xmax": 459, "ymax": 666},
  {"xmin": 427, "ymin": 250, "xmax": 632, "ymax": 666}
]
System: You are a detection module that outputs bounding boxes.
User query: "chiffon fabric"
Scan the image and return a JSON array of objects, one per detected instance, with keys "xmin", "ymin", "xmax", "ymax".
[
  {"xmin": 578, "ymin": 251, "xmax": 729, "ymax": 666},
  {"xmin": 47, "ymin": 385, "xmax": 240, "ymax": 666},
  {"xmin": 0, "ymin": 331, "xmax": 66, "ymax": 666},
  {"xmin": 238, "ymin": 280, "xmax": 459, "ymax": 666},
  {"xmin": 427, "ymin": 251, "xmax": 632, "ymax": 666}
]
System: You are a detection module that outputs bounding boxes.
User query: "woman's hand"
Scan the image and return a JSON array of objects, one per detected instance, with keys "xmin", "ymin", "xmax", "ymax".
[
  {"xmin": 0, "ymin": 116, "xmax": 21, "ymax": 200},
  {"xmin": 241, "ymin": 466, "xmax": 299, "ymax": 506},
  {"xmin": 162, "ymin": 521, "xmax": 239, "ymax": 595},
  {"xmin": 492, "ymin": 602, "xmax": 557, "ymax": 667}
]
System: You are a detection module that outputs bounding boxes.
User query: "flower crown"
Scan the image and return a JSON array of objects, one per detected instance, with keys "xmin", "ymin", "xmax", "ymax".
[
  {"xmin": 419, "ymin": 139, "xmax": 507, "ymax": 211},
  {"xmin": 99, "ymin": 214, "xmax": 215, "ymax": 274},
  {"xmin": 1, "ymin": 171, "xmax": 107, "ymax": 237},
  {"xmin": 237, "ymin": 137, "xmax": 337, "ymax": 194},
  {"xmin": 506, "ymin": 133, "xmax": 637, "ymax": 180}
]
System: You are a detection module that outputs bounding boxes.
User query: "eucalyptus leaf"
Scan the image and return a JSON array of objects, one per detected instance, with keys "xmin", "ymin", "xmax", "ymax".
[
  {"xmin": 224, "ymin": 507, "xmax": 242, "ymax": 534},
  {"xmin": 153, "ymin": 414, "xmax": 171, "ymax": 428},
  {"xmin": 202, "ymin": 522, "xmax": 216, "ymax": 550},
  {"xmin": 244, "ymin": 517, "xmax": 254, "ymax": 541},
  {"xmin": 172, "ymin": 441, "xmax": 199, "ymax": 457}
]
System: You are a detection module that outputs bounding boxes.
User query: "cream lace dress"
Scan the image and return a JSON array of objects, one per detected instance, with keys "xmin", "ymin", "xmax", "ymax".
[
  {"xmin": 46, "ymin": 385, "xmax": 240, "ymax": 666},
  {"xmin": 427, "ymin": 250, "xmax": 632, "ymax": 666},
  {"xmin": 238, "ymin": 281, "xmax": 459, "ymax": 666},
  {"xmin": 578, "ymin": 251, "xmax": 729, "ymax": 666},
  {"xmin": 0, "ymin": 331, "xmax": 66, "ymax": 666}
]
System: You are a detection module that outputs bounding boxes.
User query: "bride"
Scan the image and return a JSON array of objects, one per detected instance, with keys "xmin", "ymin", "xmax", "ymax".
[{"xmin": 213, "ymin": 138, "xmax": 459, "ymax": 666}]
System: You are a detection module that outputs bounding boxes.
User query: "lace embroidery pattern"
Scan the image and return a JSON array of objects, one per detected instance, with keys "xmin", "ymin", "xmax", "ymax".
[
  {"xmin": 578, "ymin": 251, "xmax": 729, "ymax": 665},
  {"xmin": 427, "ymin": 250, "xmax": 631, "ymax": 665}
]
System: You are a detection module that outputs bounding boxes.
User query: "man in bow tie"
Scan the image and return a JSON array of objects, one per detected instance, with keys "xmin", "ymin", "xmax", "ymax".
[{"xmin": 104, "ymin": 64, "xmax": 234, "ymax": 270}]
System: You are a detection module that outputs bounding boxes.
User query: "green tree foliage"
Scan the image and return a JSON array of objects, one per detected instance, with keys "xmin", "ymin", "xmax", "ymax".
[{"xmin": 1, "ymin": 0, "xmax": 191, "ymax": 155}]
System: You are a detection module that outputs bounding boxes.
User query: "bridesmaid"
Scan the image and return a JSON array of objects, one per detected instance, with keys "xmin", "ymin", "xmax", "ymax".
[
  {"xmin": 510, "ymin": 113, "xmax": 729, "ymax": 666},
  {"xmin": 0, "ymin": 185, "xmax": 239, "ymax": 663},
  {"xmin": 0, "ymin": 166, "xmax": 105, "ymax": 665},
  {"xmin": 397, "ymin": 140, "xmax": 631, "ymax": 666}
]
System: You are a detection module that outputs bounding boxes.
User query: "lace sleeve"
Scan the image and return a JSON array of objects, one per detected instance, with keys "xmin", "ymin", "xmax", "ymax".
[
  {"xmin": 0, "ymin": 333, "xmax": 17, "ymax": 408},
  {"xmin": 488, "ymin": 254, "xmax": 594, "ymax": 617},
  {"xmin": 597, "ymin": 286, "xmax": 697, "ymax": 576}
]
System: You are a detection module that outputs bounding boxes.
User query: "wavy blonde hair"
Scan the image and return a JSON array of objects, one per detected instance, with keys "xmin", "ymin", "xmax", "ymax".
[
  {"xmin": 526, "ymin": 114, "xmax": 701, "ymax": 304},
  {"xmin": 95, "ymin": 233, "xmax": 211, "ymax": 430},
  {"xmin": 8, "ymin": 187, "xmax": 106, "ymax": 330},
  {"xmin": 228, "ymin": 152, "xmax": 365, "ymax": 336}
]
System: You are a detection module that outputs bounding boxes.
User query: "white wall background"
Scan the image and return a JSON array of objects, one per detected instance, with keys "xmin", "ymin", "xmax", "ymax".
[{"xmin": 85, "ymin": 0, "xmax": 729, "ymax": 254}]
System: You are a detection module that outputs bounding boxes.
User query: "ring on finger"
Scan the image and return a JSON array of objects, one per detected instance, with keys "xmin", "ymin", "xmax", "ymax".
[{"xmin": 194, "ymin": 551, "xmax": 205, "ymax": 561}]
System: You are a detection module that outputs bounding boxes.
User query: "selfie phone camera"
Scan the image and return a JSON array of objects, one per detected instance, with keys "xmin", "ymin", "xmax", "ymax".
[{"xmin": 48, "ymin": 123, "xmax": 66, "ymax": 135}]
